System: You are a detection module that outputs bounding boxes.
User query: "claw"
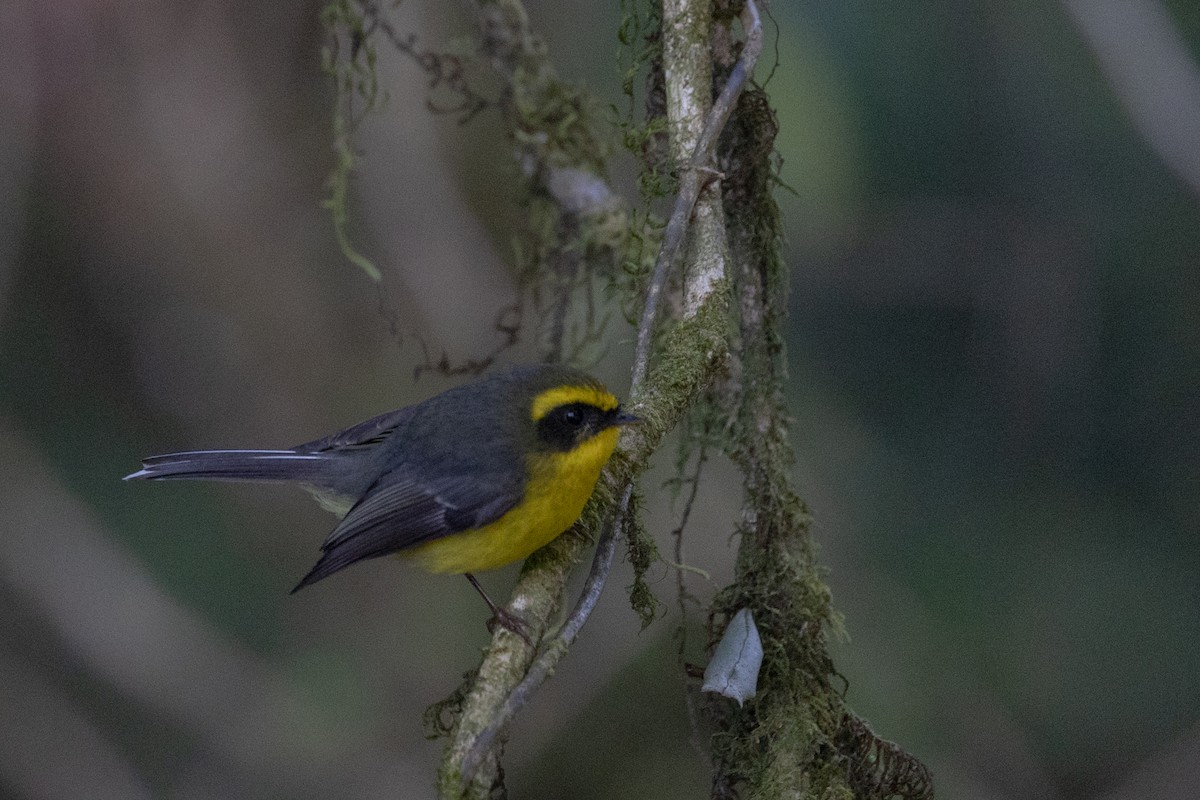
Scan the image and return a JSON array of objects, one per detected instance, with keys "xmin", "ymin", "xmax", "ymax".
[{"xmin": 485, "ymin": 607, "xmax": 534, "ymax": 647}]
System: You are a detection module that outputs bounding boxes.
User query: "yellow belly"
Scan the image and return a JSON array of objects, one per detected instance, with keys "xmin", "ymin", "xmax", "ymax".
[{"xmin": 403, "ymin": 427, "xmax": 620, "ymax": 574}]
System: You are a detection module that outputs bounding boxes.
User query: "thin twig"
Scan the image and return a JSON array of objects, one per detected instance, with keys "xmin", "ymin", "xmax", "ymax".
[
  {"xmin": 359, "ymin": 0, "xmax": 489, "ymax": 123},
  {"xmin": 670, "ymin": 441, "xmax": 709, "ymax": 615},
  {"xmin": 456, "ymin": 1, "xmax": 763, "ymax": 788},
  {"xmin": 672, "ymin": 441, "xmax": 710, "ymax": 763}
]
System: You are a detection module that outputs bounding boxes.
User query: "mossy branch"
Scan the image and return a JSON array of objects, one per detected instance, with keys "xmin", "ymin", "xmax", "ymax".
[{"xmin": 700, "ymin": 3, "xmax": 933, "ymax": 798}]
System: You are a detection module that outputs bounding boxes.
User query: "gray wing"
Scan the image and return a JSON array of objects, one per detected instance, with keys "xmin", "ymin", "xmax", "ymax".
[{"xmin": 290, "ymin": 468, "xmax": 521, "ymax": 591}]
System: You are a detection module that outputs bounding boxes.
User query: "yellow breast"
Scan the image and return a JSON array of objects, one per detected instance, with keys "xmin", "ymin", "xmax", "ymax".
[{"xmin": 403, "ymin": 426, "xmax": 621, "ymax": 574}]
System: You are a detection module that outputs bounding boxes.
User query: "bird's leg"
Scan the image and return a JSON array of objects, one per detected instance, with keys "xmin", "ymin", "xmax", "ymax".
[{"xmin": 465, "ymin": 573, "xmax": 534, "ymax": 647}]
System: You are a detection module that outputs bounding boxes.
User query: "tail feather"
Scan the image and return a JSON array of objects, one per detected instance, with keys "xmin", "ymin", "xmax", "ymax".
[{"xmin": 124, "ymin": 450, "xmax": 332, "ymax": 483}]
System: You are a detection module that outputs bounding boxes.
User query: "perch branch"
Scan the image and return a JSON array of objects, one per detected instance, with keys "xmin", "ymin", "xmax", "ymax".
[{"xmin": 449, "ymin": 0, "xmax": 761, "ymax": 792}]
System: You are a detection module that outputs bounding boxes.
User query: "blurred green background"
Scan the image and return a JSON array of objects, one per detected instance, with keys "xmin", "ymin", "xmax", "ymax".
[{"xmin": 1, "ymin": 1, "xmax": 1197, "ymax": 798}]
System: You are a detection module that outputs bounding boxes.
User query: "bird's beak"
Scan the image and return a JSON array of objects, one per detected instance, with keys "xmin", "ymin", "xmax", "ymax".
[{"xmin": 612, "ymin": 408, "xmax": 640, "ymax": 426}]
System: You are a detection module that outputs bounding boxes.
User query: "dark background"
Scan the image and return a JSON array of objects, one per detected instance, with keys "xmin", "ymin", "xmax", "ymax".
[{"xmin": 1, "ymin": 1, "xmax": 1197, "ymax": 798}]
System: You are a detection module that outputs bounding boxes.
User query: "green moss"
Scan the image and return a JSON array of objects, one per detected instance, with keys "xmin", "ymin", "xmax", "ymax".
[
  {"xmin": 423, "ymin": 668, "xmax": 478, "ymax": 740},
  {"xmin": 320, "ymin": 0, "xmax": 384, "ymax": 280},
  {"xmin": 622, "ymin": 488, "xmax": 663, "ymax": 628}
]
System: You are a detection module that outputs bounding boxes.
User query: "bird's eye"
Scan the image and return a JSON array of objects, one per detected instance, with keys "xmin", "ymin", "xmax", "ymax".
[{"xmin": 536, "ymin": 403, "xmax": 600, "ymax": 450}]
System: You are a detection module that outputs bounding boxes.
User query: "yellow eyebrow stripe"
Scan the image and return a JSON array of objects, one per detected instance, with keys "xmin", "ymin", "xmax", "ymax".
[{"xmin": 530, "ymin": 385, "xmax": 619, "ymax": 421}]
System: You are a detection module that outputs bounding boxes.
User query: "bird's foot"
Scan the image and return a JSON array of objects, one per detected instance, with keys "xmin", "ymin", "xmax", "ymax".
[
  {"xmin": 466, "ymin": 573, "xmax": 535, "ymax": 648},
  {"xmin": 485, "ymin": 607, "xmax": 535, "ymax": 648}
]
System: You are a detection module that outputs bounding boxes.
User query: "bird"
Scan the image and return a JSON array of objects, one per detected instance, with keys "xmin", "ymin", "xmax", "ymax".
[{"xmin": 125, "ymin": 364, "xmax": 635, "ymax": 640}]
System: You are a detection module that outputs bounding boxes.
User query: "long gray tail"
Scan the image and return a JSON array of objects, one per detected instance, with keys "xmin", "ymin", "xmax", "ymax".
[{"xmin": 124, "ymin": 450, "xmax": 334, "ymax": 483}]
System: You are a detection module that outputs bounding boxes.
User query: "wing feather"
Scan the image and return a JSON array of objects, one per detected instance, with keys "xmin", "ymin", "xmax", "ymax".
[{"xmin": 291, "ymin": 468, "xmax": 522, "ymax": 591}]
